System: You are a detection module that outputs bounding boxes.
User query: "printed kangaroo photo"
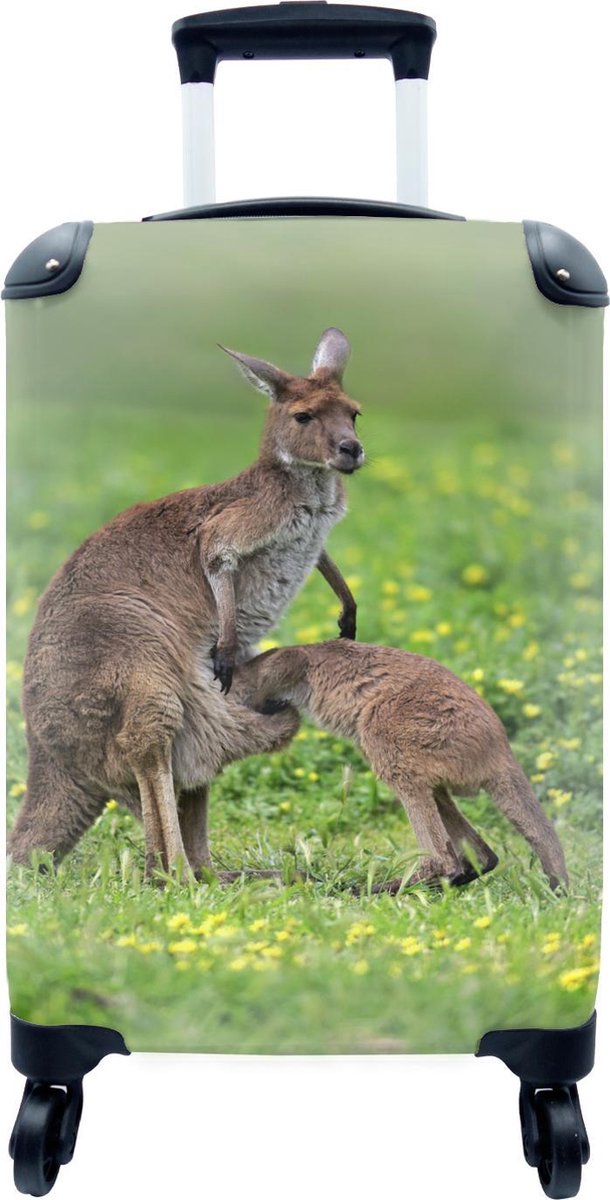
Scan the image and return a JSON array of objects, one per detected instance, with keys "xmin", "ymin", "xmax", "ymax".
[{"xmin": 7, "ymin": 221, "xmax": 601, "ymax": 1055}]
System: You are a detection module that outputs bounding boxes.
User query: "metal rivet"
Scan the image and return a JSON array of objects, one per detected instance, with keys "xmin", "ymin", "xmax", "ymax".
[
  {"xmin": 242, "ymin": 50, "xmax": 254, "ymax": 59},
  {"xmin": 556, "ymin": 267, "xmax": 571, "ymax": 282},
  {"xmin": 45, "ymin": 258, "xmax": 61, "ymax": 272}
]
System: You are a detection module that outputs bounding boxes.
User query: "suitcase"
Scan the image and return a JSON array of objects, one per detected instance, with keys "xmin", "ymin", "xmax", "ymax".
[{"xmin": 4, "ymin": 4, "xmax": 606, "ymax": 1196}]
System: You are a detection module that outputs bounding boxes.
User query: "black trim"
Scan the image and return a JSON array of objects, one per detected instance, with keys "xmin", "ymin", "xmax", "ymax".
[
  {"xmin": 144, "ymin": 196, "xmax": 463, "ymax": 222},
  {"xmin": 2, "ymin": 222, "xmax": 94, "ymax": 301},
  {"xmin": 11, "ymin": 1015, "xmax": 130, "ymax": 1084},
  {"xmin": 523, "ymin": 221, "xmax": 608, "ymax": 308},
  {"xmin": 172, "ymin": 3, "xmax": 436, "ymax": 84},
  {"xmin": 476, "ymin": 1012, "xmax": 596, "ymax": 1087}
]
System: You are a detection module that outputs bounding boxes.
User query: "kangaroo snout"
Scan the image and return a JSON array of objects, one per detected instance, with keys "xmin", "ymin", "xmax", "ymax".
[{"xmin": 334, "ymin": 437, "xmax": 364, "ymax": 473}]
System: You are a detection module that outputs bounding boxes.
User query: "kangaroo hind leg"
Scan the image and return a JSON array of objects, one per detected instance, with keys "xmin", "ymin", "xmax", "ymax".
[
  {"xmin": 373, "ymin": 777, "xmax": 462, "ymax": 893},
  {"xmin": 8, "ymin": 738, "xmax": 104, "ymax": 867},
  {"xmin": 434, "ymin": 786, "xmax": 499, "ymax": 885},
  {"xmin": 117, "ymin": 690, "xmax": 188, "ymax": 878}
]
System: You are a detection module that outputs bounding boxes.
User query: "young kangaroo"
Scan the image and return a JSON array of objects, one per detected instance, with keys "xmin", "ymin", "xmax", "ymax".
[
  {"xmin": 9, "ymin": 329, "xmax": 363, "ymax": 877},
  {"xmin": 234, "ymin": 642, "xmax": 569, "ymax": 891}
]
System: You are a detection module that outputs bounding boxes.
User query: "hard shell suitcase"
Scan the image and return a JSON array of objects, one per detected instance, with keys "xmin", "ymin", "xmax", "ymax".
[{"xmin": 4, "ymin": 5, "xmax": 606, "ymax": 1197}]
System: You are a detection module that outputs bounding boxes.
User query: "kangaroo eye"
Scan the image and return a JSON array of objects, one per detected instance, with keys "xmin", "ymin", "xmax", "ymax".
[
  {"xmin": 351, "ymin": 412, "xmax": 359, "ymax": 424},
  {"xmin": 294, "ymin": 412, "xmax": 313, "ymax": 425}
]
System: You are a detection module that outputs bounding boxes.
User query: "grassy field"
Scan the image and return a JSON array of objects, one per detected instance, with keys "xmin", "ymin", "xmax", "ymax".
[{"xmin": 6, "ymin": 375, "xmax": 602, "ymax": 1054}]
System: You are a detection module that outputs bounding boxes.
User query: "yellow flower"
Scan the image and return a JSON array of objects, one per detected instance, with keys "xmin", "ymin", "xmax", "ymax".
[
  {"xmin": 116, "ymin": 934, "xmax": 138, "ymax": 948},
  {"xmin": 523, "ymin": 642, "xmax": 539, "ymax": 661},
  {"xmin": 9, "ymin": 782, "xmax": 27, "ymax": 798},
  {"xmin": 507, "ymin": 612, "xmax": 526, "ymax": 628},
  {"xmin": 229, "ymin": 956, "xmax": 249, "ymax": 971},
  {"xmin": 7, "ymin": 924, "xmax": 28, "ymax": 936},
  {"xmin": 411, "ymin": 629, "xmax": 435, "ymax": 644},
  {"xmin": 406, "ymin": 584, "xmax": 432, "ymax": 602},
  {"xmin": 556, "ymin": 737, "xmax": 581, "ymax": 749},
  {"xmin": 6, "ymin": 662, "xmax": 23, "ymax": 683},
  {"xmin": 461, "ymin": 564, "xmax": 489, "ymax": 586},
  {"xmin": 136, "ymin": 941, "xmax": 162, "ymax": 954},
  {"xmin": 105, "ymin": 798, "xmax": 118, "ymax": 811},
  {"xmin": 472, "ymin": 443, "xmax": 498, "ymax": 467},
  {"xmin": 496, "ymin": 933, "xmax": 510, "ymax": 944},
  {"xmin": 580, "ymin": 934, "xmax": 596, "ymax": 949},
  {"xmin": 471, "ymin": 668, "xmax": 485, "ymax": 682},
  {"xmin": 400, "ymin": 937, "xmax": 422, "ymax": 956},
  {"xmin": 498, "ymin": 678, "xmax": 524, "ymax": 694},
  {"xmin": 569, "ymin": 573, "xmax": 591, "ymax": 591},
  {"xmin": 168, "ymin": 939, "xmax": 198, "ymax": 955},
  {"xmin": 352, "ymin": 960, "xmax": 369, "ymax": 975},
  {"xmin": 433, "ymin": 928, "xmax": 447, "ymax": 941},
  {"xmin": 388, "ymin": 963, "xmax": 403, "ymax": 979},
  {"xmin": 275, "ymin": 930, "xmax": 291, "ymax": 942},
  {"xmin": 522, "ymin": 703, "xmax": 541, "ymax": 719},
  {"xmin": 314, "ymin": 730, "xmax": 329, "ymax": 740},
  {"xmin": 296, "ymin": 624, "xmax": 323, "ymax": 642},
  {"xmin": 261, "ymin": 945, "xmax": 282, "ymax": 959},
  {"xmin": 307, "ymin": 772, "xmax": 319, "ymax": 783},
  {"xmin": 259, "ymin": 638, "xmax": 279, "ymax": 652},
  {"xmin": 552, "ymin": 442, "xmax": 575, "ymax": 466},
  {"xmin": 346, "ymin": 922, "xmax": 376, "ymax": 946},
  {"xmin": 278, "ymin": 800, "xmax": 292, "ymax": 813},
  {"xmin": 531, "ymin": 773, "xmax": 546, "ymax": 783},
  {"xmin": 461, "ymin": 963, "xmax": 478, "ymax": 975},
  {"xmin": 536, "ymin": 751, "xmax": 555, "ymax": 771},
  {"xmin": 167, "ymin": 913, "xmax": 192, "ymax": 932},
  {"xmin": 559, "ymin": 965, "xmax": 599, "ymax": 992},
  {"xmin": 27, "ymin": 511, "xmax": 50, "ymax": 530},
  {"xmin": 436, "ymin": 621, "xmax": 453, "ymax": 636},
  {"xmin": 175, "ymin": 960, "xmax": 191, "ymax": 972},
  {"xmin": 293, "ymin": 768, "xmax": 305, "ymax": 778},
  {"xmin": 295, "ymin": 730, "xmax": 309, "ymax": 741},
  {"xmin": 473, "ymin": 915, "xmax": 492, "ymax": 929},
  {"xmin": 12, "ymin": 590, "xmax": 36, "ymax": 617},
  {"xmin": 345, "ymin": 575, "xmax": 362, "ymax": 590},
  {"xmin": 455, "ymin": 937, "xmax": 471, "ymax": 951},
  {"xmin": 574, "ymin": 649, "xmax": 588, "ymax": 662},
  {"xmin": 547, "ymin": 788, "xmax": 572, "ymax": 807},
  {"xmin": 382, "ymin": 580, "xmax": 400, "ymax": 596}
]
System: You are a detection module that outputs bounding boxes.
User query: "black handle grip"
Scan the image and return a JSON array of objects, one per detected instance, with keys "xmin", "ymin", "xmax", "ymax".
[{"xmin": 172, "ymin": 3, "xmax": 437, "ymax": 84}]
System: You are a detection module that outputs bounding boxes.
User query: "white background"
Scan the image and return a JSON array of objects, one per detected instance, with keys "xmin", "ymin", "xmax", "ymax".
[{"xmin": 1, "ymin": 1, "xmax": 608, "ymax": 1197}]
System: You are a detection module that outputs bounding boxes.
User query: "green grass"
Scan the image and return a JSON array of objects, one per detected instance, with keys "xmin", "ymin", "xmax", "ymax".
[{"xmin": 6, "ymin": 390, "xmax": 602, "ymax": 1054}]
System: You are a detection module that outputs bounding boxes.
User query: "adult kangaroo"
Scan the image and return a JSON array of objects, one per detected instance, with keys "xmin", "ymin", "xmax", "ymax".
[{"xmin": 10, "ymin": 328, "xmax": 364, "ymax": 877}]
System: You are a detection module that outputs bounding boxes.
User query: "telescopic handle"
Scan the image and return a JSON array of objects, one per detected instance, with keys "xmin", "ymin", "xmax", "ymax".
[
  {"xmin": 173, "ymin": 3, "xmax": 436, "ymax": 209},
  {"xmin": 172, "ymin": 3, "xmax": 437, "ymax": 84}
]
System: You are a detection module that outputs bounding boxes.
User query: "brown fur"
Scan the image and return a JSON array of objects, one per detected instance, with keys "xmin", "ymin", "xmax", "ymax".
[
  {"xmin": 234, "ymin": 642, "xmax": 569, "ymax": 890},
  {"xmin": 9, "ymin": 330, "xmax": 363, "ymax": 877}
]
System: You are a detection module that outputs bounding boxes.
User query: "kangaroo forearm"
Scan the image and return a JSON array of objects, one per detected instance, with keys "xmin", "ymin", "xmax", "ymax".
[
  {"xmin": 317, "ymin": 550, "xmax": 357, "ymax": 638},
  {"xmin": 317, "ymin": 551, "xmax": 354, "ymax": 607},
  {"xmin": 207, "ymin": 571, "xmax": 237, "ymax": 653}
]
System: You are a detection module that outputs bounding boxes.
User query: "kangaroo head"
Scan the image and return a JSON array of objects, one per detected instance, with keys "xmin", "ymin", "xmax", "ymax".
[{"xmin": 220, "ymin": 328, "xmax": 364, "ymax": 474}]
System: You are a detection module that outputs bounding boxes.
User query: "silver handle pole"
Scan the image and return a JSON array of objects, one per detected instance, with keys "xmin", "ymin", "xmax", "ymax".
[
  {"xmin": 395, "ymin": 78, "xmax": 428, "ymax": 207},
  {"xmin": 182, "ymin": 81, "xmax": 216, "ymax": 207}
]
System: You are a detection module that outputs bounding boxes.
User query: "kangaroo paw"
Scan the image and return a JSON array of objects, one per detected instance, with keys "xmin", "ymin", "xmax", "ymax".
[{"xmin": 211, "ymin": 646, "xmax": 234, "ymax": 694}]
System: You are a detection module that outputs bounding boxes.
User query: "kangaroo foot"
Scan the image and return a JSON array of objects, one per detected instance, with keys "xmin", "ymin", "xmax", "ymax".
[{"xmin": 449, "ymin": 849, "xmax": 499, "ymax": 887}]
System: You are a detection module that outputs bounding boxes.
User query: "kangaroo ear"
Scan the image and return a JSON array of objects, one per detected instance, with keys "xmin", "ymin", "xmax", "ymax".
[
  {"xmin": 219, "ymin": 345, "xmax": 291, "ymax": 402},
  {"xmin": 311, "ymin": 328, "xmax": 351, "ymax": 383}
]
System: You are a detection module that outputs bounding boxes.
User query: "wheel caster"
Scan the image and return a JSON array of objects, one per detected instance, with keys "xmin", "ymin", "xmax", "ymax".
[
  {"xmin": 10, "ymin": 1079, "xmax": 83, "ymax": 1196},
  {"xmin": 520, "ymin": 1083, "xmax": 590, "ymax": 1199}
]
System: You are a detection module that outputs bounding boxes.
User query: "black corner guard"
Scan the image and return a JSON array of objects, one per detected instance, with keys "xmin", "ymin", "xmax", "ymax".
[
  {"xmin": 11, "ymin": 1014, "xmax": 130, "ymax": 1083},
  {"xmin": 2, "ymin": 221, "xmax": 94, "ymax": 301},
  {"xmin": 476, "ymin": 1011, "xmax": 596, "ymax": 1086},
  {"xmin": 523, "ymin": 221, "xmax": 608, "ymax": 308}
]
